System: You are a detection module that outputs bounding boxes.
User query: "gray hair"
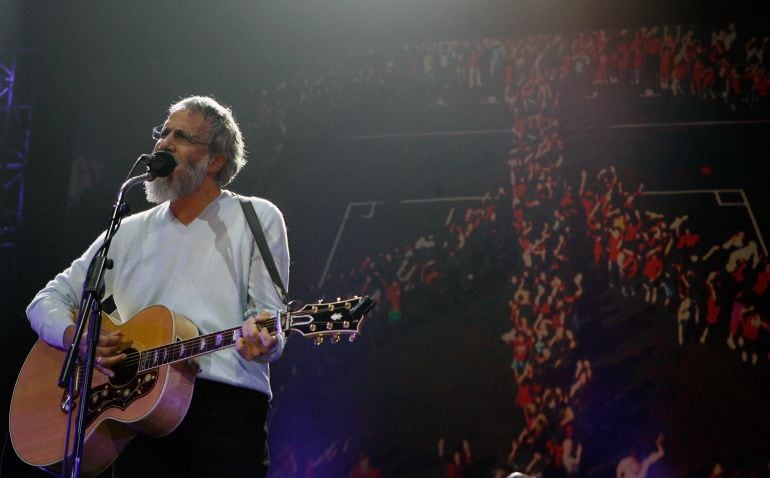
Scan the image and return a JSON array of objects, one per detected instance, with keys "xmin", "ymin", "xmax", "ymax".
[{"xmin": 169, "ymin": 95, "xmax": 246, "ymax": 186}]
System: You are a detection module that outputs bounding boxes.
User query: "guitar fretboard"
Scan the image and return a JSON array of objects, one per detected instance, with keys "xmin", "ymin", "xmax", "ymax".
[{"xmin": 135, "ymin": 318, "xmax": 279, "ymax": 371}]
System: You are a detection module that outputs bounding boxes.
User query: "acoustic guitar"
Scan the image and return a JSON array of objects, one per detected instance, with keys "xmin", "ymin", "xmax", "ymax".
[{"xmin": 9, "ymin": 296, "xmax": 374, "ymax": 476}]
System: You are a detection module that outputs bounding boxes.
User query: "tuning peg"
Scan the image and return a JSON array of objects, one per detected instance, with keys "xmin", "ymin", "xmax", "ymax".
[
  {"xmin": 313, "ymin": 336, "xmax": 324, "ymax": 346},
  {"xmin": 332, "ymin": 333, "xmax": 341, "ymax": 344},
  {"xmin": 343, "ymin": 320, "xmax": 350, "ymax": 329},
  {"xmin": 348, "ymin": 333, "xmax": 357, "ymax": 343}
]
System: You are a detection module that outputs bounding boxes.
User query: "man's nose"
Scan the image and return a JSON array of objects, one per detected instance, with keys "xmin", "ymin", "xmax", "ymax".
[{"xmin": 155, "ymin": 135, "xmax": 176, "ymax": 152}]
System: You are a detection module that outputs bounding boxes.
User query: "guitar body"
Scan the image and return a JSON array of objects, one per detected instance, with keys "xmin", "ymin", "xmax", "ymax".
[{"xmin": 9, "ymin": 305, "xmax": 200, "ymax": 476}]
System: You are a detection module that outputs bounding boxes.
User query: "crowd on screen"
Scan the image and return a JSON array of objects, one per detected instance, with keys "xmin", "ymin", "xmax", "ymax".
[
  {"xmin": 243, "ymin": 21, "xmax": 769, "ymax": 155},
  {"xmin": 261, "ymin": 21, "xmax": 769, "ymax": 478}
]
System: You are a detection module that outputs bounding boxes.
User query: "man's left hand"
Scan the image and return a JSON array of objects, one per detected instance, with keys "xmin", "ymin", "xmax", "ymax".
[{"xmin": 236, "ymin": 310, "xmax": 278, "ymax": 360}]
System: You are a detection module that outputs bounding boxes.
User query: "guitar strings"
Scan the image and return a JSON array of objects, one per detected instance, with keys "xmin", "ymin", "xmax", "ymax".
[
  {"xmin": 90, "ymin": 316, "xmax": 280, "ymax": 371},
  {"xmin": 87, "ymin": 301, "xmax": 364, "ymax": 372}
]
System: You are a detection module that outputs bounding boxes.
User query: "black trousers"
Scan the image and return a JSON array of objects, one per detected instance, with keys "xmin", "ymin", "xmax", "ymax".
[{"xmin": 109, "ymin": 379, "xmax": 270, "ymax": 478}]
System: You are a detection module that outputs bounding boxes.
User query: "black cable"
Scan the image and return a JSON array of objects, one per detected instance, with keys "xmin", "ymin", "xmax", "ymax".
[{"xmin": 125, "ymin": 156, "xmax": 144, "ymax": 181}]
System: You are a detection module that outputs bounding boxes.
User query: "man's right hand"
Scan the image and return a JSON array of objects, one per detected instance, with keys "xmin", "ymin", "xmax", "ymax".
[{"xmin": 63, "ymin": 325, "xmax": 128, "ymax": 378}]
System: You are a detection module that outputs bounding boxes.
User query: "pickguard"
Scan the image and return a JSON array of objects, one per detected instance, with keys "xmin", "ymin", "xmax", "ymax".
[{"xmin": 84, "ymin": 370, "xmax": 159, "ymax": 426}]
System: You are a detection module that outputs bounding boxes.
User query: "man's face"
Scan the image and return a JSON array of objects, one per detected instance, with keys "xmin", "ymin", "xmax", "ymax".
[{"xmin": 145, "ymin": 110, "xmax": 212, "ymax": 204}]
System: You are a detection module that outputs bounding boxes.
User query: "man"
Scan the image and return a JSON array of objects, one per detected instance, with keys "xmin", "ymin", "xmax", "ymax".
[{"xmin": 26, "ymin": 95, "xmax": 288, "ymax": 477}]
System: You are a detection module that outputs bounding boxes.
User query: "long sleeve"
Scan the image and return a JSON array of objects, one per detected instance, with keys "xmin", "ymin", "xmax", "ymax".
[{"xmin": 26, "ymin": 232, "xmax": 107, "ymax": 348}]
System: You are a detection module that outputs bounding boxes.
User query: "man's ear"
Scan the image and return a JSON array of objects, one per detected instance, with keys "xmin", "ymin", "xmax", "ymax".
[{"xmin": 208, "ymin": 155, "xmax": 227, "ymax": 174}]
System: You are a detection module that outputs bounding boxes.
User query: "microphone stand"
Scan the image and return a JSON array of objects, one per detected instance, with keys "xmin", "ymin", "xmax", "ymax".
[{"xmin": 56, "ymin": 171, "xmax": 154, "ymax": 478}]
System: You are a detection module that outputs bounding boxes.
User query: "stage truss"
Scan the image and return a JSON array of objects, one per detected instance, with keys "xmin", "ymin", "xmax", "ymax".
[{"xmin": 1, "ymin": 49, "xmax": 34, "ymax": 300}]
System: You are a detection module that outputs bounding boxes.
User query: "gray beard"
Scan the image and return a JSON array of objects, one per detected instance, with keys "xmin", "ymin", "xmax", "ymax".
[{"xmin": 145, "ymin": 157, "xmax": 209, "ymax": 204}]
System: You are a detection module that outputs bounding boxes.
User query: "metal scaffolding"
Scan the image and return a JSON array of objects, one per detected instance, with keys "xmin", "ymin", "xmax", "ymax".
[{"xmin": 1, "ymin": 49, "xmax": 34, "ymax": 301}]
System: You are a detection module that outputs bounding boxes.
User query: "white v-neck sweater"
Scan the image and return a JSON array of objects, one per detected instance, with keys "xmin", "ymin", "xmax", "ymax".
[{"xmin": 27, "ymin": 190, "xmax": 289, "ymax": 398}]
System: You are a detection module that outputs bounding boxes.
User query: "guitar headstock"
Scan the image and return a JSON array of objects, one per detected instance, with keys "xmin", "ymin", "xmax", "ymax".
[{"xmin": 285, "ymin": 296, "xmax": 375, "ymax": 345}]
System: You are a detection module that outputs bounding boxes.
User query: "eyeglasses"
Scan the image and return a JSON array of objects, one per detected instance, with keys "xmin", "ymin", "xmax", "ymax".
[{"xmin": 152, "ymin": 125, "xmax": 210, "ymax": 146}]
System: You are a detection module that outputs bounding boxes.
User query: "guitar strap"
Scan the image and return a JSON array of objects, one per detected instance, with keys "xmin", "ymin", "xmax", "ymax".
[{"xmin": 239, "ymin": 198, "xmax": 290, "ymax": 306}]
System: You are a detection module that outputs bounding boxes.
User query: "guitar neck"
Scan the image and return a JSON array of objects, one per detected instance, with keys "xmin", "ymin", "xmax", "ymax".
[
  {"xmin": 132, "ymin": 296, "xmax": 374, "ymax": 371},
  {"xmin": 135, "ymin": 316, "xmax": 282, "ymax": 372}
]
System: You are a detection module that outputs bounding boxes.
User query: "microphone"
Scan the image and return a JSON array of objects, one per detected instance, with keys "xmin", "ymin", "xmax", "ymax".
[{"xmin": 140, "ymin": 151, "xmax": 177, "ymax": 178}]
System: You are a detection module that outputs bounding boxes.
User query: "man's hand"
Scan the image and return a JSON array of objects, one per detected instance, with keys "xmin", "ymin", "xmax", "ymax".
[
  {"xmin": 236, "ymin": 310, "xmax": 278, "ymax": 360},
  {"xmin": 63, "ymin": 325, "xmax": 129, "ymax": 378}
]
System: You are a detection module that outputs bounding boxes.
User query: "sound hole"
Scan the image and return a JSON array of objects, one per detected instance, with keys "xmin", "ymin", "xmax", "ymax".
[{"xmin": 111, "ymin": 348, "xmax": 140, "ymax": 387}]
